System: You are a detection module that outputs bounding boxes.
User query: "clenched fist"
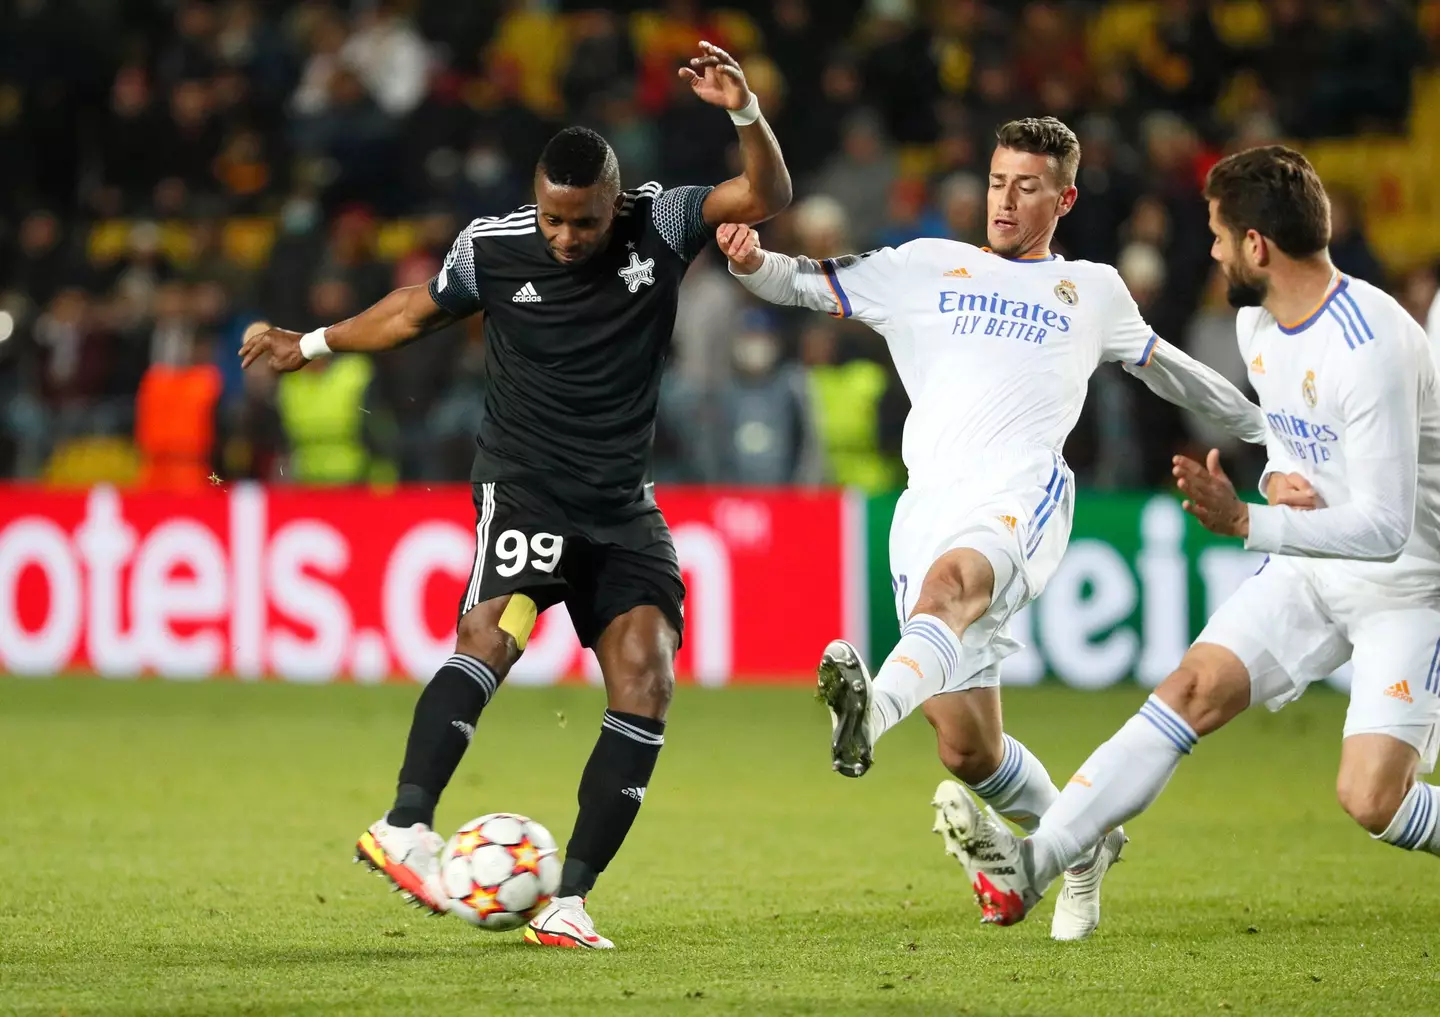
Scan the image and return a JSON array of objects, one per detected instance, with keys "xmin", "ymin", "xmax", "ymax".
[{"xmin": 716, "ymin": 223, "xmax": 765, "ymax": 274}]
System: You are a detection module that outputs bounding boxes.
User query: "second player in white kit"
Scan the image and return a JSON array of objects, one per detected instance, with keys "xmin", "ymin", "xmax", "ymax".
[
  {"xmin": 719, "ymin": 118, "xmax": 1266, "ymax": 940},
  {"xmin": 944, "ymin": 145, "xmax": 1440, "ymax": 932}
]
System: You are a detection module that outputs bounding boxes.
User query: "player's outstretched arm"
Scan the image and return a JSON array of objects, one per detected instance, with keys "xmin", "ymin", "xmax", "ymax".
[
  {"xmin": 239, "ymin": 285, "xmax": 456, "ymax": 372},
  {"xmin": 718, "ymin": 223, "xmax": 893, "ymax": 327},
  {"xmin": 1122, "ymin": 337, "xmax": 1267, "ymax": 445},
  {"xmin": 679, "ymin": 41, "xmax": 792, "ymax": 226}
]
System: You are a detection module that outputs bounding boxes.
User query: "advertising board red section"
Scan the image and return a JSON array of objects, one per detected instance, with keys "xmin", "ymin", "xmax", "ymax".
[{"xmin": 0, "ymin": 485, "xmax": 852, "ymax": 684}]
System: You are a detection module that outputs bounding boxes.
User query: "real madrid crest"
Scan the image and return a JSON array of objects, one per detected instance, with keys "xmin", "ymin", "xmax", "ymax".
[
  {"xmin": 1302, "ymin": 370, "xmax": 1318, "ymax": 408},
  {"xmin": 1054, "ymin": 280, "xmax": 1078, "ymax": 306}
]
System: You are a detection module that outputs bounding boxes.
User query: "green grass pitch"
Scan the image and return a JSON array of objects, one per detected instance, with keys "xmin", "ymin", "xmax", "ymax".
[{"xmin": 3, "ymin": 677, "xmax": 1438, "ymax": 1016}]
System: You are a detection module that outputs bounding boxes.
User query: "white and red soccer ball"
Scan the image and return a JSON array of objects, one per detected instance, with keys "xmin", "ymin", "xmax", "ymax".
[{"xmin": 441, "ymin": 813, "xmax": 561, "ymax": 930}]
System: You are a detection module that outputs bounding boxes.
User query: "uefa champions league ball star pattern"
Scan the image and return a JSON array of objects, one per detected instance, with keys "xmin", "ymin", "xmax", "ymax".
[{"xmin": 441, "ymin": 814, "xmax": 562, "ymax": 930}]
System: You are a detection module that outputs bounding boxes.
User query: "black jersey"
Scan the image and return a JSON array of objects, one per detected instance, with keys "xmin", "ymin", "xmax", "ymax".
[{"xmin": 427, "ymin": 182, "xmax": 714, "ymax": 514}]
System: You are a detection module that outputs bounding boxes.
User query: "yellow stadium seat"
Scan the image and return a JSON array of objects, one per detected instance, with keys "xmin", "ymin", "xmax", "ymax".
[
  {"xmin": 87, "ymin": 220, "xmax": 130, "ymax": 264},
  {"xmin": 43, "ymin": 437, "xmax": 141, "ymax": 488},
  {"xmin": 1211, "ymin": 1, "xmax": 1268, "ymax": 48},
  {"xmin": 158, "ymin": 221, "xmax": 194, "ymax": 265},
  {"xmin": 1086, "ymin": 1, "xmax": 1159, "ymax": 65},
  {"xmin": 376, "ymin": 220, "xmax": 421, "ymax": 262},
  {"xmin": 712, "ymin": 9, "xmax": 761, "ymax": 54},
  {"xmin": 222, "ymin": 218, "xmax": 277, "ymax": 268}
]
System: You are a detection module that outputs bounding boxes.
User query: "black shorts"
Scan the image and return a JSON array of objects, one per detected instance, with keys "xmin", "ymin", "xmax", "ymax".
[{"xmin": 457, "ymin": 481, "xmax": 686, "ymax": 649}]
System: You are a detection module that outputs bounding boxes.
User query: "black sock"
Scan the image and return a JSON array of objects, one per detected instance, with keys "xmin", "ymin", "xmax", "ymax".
[
  {"xmin": 388, "ymin": 654, "xmax": 500, "ymax": 828},
  {"xmin": 559, "ymin": 710, "xmax": 666, "ymax": 898}
]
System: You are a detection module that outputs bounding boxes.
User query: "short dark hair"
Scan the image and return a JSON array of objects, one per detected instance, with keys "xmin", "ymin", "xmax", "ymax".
[
  {"xmin": 995, "ymin": 117, "xmax": 1081, "ymax": 188},
  {"xmin": 537, "ymin": 126, "xmax": 619, "ymax": 190},
  {"xmin": 1203, "ymin": 145, "xmax": 1330, "ymax": 257}
]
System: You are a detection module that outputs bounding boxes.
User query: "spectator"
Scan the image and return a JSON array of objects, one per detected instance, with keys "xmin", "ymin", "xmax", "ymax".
[
  {"xmin": 938, "ymin": 171, "xmax": 985, "ymax": 246},
  {"xmin": 711, "ymin": 311, "xmax": 821, "ymax": 485},
  {"xmin": 802, "ymin": 322, "xmax": 900, "ymax": 493},
  {"xmin": 342, "ymin": 0, "xmax": 432, "ymax": 119},
  {"xmin": 134, "ymin": 333, "xmax": 223, "ymax": 492},
  {"xmin": 95, "ymin": 66, "xmax": 166, "ymax": 217},
  {"xmin": 809, "ymin": 111, "xmax": 897, "ymax": 249},
  {"xmin": 1328, "ymin": 186, "xmax": 1386, "ymax": 287}
]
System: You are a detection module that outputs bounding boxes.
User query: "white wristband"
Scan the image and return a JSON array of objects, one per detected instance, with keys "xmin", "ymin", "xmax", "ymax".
[
  {"xmin": 727, "ymin": 93, "xmax": 761, "ymax": 126},
  {"xmin": 299, "ymin": 327, "xmax": 332, "ymax": 360}
]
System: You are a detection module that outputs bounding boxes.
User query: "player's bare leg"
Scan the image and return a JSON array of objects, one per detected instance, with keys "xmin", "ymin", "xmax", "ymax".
[
  {"xmin": 1339, "ymin": 734, "xmax": 1440, "ymax": 855},
  {"xmin": 921, "ymin": 682, "xmax": 1123, "ymax": 938},
  {"xmin": 357, "ymin": 594, "xmax": 525, "ymax": 914},
  {"xmin": 526, "ymin": 605, "xmax": 677, "ymax": 949},
  {"xmin": 821, "ymin": 548, "xmax": 994, "ymax": 777},
  {"xmin": 950, "ymin": 644, "xmax": 1243, "ymax": 928}
]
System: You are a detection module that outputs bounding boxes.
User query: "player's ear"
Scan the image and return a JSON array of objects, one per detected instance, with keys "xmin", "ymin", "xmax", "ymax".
[
  {"xmin": 1056, "ymin": 185, "xmax": 1078, "ymax": 217},
  {"xmin": 1248, "ymin": 229, "xmax": 1271, "ymax": 268}
]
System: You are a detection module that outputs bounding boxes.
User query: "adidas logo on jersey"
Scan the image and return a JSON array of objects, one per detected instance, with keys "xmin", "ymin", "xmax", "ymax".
[
  {"xmin": 512, "ymin": 282, "xmax": 541, "ymax": 303},
  {"xmin": 620, "ymin": 786, "xmax": 646, "ymax": 803},
  {"xmin": 1250, "ymin": 354, "xmax": 1265, "ymax": 374},
  {"xmin": 1385, "ymin": 681, "xmax": 1413, "ymax": 703},
  {"xmin": 943, "ymin": 267, "xmax": 972, "ymax": 278}
]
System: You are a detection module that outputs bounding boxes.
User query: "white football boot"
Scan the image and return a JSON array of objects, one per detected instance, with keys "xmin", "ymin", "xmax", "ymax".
[
  {"xmin": 816, "ymin": 639, "xmax": 876, "ymax": 777},
  {"xmin": 931, "ymin": 780, "xmax": 1042, "ymax": 926},
  {"xmin": 524, "ymin": 895, "xmax": 615, "ymax": 949},
  {"xmin": 354, "ymin": 816, "xmax": 448, "ymax": 914},
  {"xmin": 1050, "ymin": 827, "xmax": 1128, "ymax": 941}
]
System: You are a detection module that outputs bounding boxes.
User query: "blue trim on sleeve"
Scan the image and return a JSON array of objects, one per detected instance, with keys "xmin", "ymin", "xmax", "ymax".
[
  {"xmin": 821, "ymin": 259, "xmax": 853, "ymax": 318},
  {"xmin": 1135, "ymin": 333, "xmax": 1159, "ymax": 366}
]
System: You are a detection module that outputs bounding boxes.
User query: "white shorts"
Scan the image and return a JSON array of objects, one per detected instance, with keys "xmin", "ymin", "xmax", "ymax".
[
  {"xmin": 890, "ymin": 448, "xmax": 1074, "ymax": 695},
  {"xmin": 1196, "ymin": 554, "xmax": 1440, "ymax": 772}
]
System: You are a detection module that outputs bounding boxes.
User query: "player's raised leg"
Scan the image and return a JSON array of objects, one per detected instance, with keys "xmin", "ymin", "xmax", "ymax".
[
  {"xmin": 1338, "ymin": 613, "xmax": 1440, "ymax": 857},
  {"xmin": 820, "ymin": 547, "xmax": 996, "ymax": 777},
  {"xmin": 526, "ymin": 605, "xmax": 677, "ymax": 949},
  {"xmin": 357, "ymin": 591, "xmax": 529, "ymax": 912}
]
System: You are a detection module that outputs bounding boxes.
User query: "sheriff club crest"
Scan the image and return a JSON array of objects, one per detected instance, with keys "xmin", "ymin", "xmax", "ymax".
[
  {"xmin": 1054, "ymin": 280, "xmax": 1078, "ymax": 305},
  {"xmin": 619, "ymin": 251, "xmax": 656, "ymax": 293},
  {"xmin": 1302, "ymin": 370, "xmax": 1318, "ymax": 408}
]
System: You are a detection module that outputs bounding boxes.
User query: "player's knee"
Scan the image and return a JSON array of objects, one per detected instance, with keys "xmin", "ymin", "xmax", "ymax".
[
  {"xmin": 935, "ymin": 730, "xmax": 1003, "ymax": 785},
  {"xmin": 455, "ymin": 602, "xmax": 520, "ymax": 676},
  {"xmin": 1155, "ymin": 665, "xmax": 1242, "ymax": 737},
  {"xmin": 1336, "ymin": 769, "xmax": 1410, "ymax": 835},
  {"xmin": 912, "ymin": 551, "xmax": 993, "ymax": 632}
]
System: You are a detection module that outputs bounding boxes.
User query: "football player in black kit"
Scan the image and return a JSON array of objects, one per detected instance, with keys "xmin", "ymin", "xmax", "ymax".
[{"xmin": 240, "ymin": 42, "xmax": 791, "ymax": 948}]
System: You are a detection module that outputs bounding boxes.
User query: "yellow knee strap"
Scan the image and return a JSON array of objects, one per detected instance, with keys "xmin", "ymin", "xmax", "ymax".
[{"xmin": 499, "ymin": 594, "xmax": 538, "ymax": 650}]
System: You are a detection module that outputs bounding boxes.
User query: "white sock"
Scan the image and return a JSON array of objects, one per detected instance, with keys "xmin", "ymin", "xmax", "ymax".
[
  {"xmin": 868, "ymin": 614, "xmax": 963, "ymax": 741},
  {"xmin": 1375, "ymin": 782, "xmax": 1440, "ymax": 855},
  {"xmin": 1028, "ymin": 695, "xmax": 1198, "ymax": 886},
  {"xmin": 966, "ymin": 733, "xmax": 1058, "ymax": 834}
]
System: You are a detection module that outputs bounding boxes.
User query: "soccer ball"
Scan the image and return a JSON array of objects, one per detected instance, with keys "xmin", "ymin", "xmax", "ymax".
[{"xmin": 441, "ymin": 813, "xmax": 561, "ymax": 930}]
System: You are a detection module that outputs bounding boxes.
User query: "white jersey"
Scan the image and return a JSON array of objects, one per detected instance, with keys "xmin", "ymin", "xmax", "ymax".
[
  {"xmin": 732, "ymin": 238, "xmax": 1263, "ymax": 492},
  {"xmin": 799, "ymin": 240, "xmax": 1154, "ymax": 488},
  {"xmin": 1427, "ymin": 287, "xmax": 1440, "ymax": 366},
  {"xmin": 1241, "ymin": 274, "xmax": 1440, "ymax": 572}
]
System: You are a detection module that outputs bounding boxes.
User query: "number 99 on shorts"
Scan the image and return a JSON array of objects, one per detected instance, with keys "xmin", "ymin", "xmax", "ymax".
[{"xmin": 494, "ymin": 529, "xmax": 564, "ymax": 578}]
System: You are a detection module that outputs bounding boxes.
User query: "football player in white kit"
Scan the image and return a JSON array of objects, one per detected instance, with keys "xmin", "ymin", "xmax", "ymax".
[
  {"xmin": 941, "ymin": 145, "xmax": 1440, "ymax": 929},
  {"xmin": 718, "ymin": 117, "xmax": 1267, "ymax": 940}
]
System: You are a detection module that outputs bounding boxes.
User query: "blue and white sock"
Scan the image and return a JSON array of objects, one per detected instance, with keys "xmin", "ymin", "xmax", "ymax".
[
  {"xmin": 967, "ymin": 734, "xmax": 1059, "ymax": 834},
  {"xmin": 869, "ymin": 614, "xmax": 964, "ymax": 740},
  {"xmin": 1376, "ymin": 782, "xmax": 1440, "ymax": 855},
  {"xmin": 1028, "ymin": 695, "xmax": 1198, "ymax": 887}
]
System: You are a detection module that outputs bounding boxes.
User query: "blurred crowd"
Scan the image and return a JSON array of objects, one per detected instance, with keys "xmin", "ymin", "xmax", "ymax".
[{"xmin": 1, "ymin": 0, "xmax": 1438, "ymax": 492}]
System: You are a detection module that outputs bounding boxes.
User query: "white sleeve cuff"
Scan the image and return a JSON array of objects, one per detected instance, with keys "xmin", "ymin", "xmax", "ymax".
[{"xmin": 1245, "ymin": 503, "xmax": 1284, "ymax": 553}]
